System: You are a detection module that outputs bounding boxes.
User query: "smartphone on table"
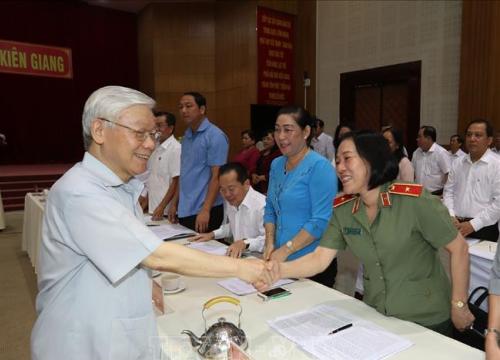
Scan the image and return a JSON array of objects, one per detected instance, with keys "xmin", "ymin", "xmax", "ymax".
[{"xmin": 257, "ymin": 287, "xmax": 291, "ymax": 301}]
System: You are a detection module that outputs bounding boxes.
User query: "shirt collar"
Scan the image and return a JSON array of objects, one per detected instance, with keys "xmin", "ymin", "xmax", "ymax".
[
  {"xmin": 82, "ymin": 152, "xmax": 143, "ymax": 193},
  {"xmin": 427, "ymin": 142, "xmax": 437, "ymax": 153},
  {"xmin": 185, "ymin": 117, "xmax": 210, "ymax": 138},
  {"xmin": 466, "ymin": 148, "xmax": 496, "ymax": 164},
  {"xmin": 159, "ymin": 135, "xmax": 174, "ymax": 149}
]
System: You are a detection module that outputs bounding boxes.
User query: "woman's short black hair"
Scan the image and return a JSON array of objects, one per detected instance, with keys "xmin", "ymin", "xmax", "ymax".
[
  {"xmin": 382, "ymin": 127, "xmax": 406, "ymax": 163},
  {"xmin": 276, "ymin": 106, "xmax": 314, "ymax": 145},
  {"xmin": 338, "ymin": 130, "xmax": 398, "ymax": 190},
  {"xmin": 241, "ymin": 129, "xmax": 256, "ymax": 141}
]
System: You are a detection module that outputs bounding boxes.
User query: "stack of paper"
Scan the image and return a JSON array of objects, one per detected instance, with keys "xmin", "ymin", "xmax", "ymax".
[
  {"xmin": 268, "ymin": 304, "xmax": 413, "ymax": 360},
  {"xmin": 149, "ymin": 223, "xmax": 196, "ymax": 241},
  {"xmin": 217, "ymin": 278, "xmax": 295, "ymax": 296},
  {"xmin": 185, "ymin": 241, "xmax": 227, "ymax": 256}
]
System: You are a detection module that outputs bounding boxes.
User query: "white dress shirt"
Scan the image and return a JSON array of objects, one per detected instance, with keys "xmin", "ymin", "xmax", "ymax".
[
  {"xmin": 443, "ymin": 149, "xmax": 500, "ymax": 232},
  {"xmin": 311, "ymin": 132, "xmax": 334, "ymax": 161},
  {"xmin": 145, "ymin": 135, "xmax": 181, "ymax": 214},
  {"xmin": 412, "ymin": 142, "xmax": 451, "ymax": 192},
  {"xmin": 213, "ymin": 186, "xmax": 266, "ymax": 252},
  {"xmin": 449, "ymin": 148, "xmax": 466, "ymax": 163}
]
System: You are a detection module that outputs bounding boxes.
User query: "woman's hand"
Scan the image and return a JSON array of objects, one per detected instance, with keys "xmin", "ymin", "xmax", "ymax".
[
  {"xmin": 269, "ymin": 246, "xmax": 289, "ymax": 263},
  {"xmin": 451, "ymin": 304, "xmax": 475, "ymax": 331},
  {"xmin": 263, "ymin": 243, "xmax": 274, "ymax": 260}
]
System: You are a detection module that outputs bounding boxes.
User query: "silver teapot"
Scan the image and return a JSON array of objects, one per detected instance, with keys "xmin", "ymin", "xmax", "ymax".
[{"xmin": 182, "ymin": 296, "xmax": 248, "ymax": 359}]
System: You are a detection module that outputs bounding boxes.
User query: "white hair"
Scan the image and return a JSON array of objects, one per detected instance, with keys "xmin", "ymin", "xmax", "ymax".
[{"xmin": 82, "ymin": 85, "xmax": 156, "ymax": 150}]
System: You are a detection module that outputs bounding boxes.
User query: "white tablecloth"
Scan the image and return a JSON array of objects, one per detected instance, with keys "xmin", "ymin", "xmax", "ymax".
[
  {"xmin": 156, "ymin": 241, "xmax": 483, "ymax": 360},
  {"xmin": 21, "ymin": 192, "xmax": 46, "ymax": 273}
]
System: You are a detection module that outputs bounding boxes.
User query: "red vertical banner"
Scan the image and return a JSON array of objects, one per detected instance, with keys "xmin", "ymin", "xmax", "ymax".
[{"xmin": 257, "ymin": 7, "xmax": 294, "ymax": 106}]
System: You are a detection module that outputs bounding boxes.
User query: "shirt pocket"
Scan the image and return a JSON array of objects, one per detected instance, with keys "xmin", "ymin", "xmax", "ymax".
[{"xmin": 109, "ymin": 314, "xmax": 155, "ymax": 360}]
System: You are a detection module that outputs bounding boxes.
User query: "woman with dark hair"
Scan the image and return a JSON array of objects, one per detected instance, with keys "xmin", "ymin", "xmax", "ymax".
[
  {"xmin": 252, "ymin": 129, "xmax": 281, "ymax": 194},
  {"xmin": 233, "ymin": 129, "xmax": 260, "ymax": 175},
  {"xmin": 263, "ymin": 106, "xmax": 338, "ymax": 287},
  {"xmin": 259, "ymin": 130, "xmax": 474, "ymax": 335},
  {"xmin": 333, "ymin": 122, "xmax": 355, "ymax": 151},
  {"xmin": 382, "ymin": 127, "xmax": 414, "ymax": 182}
]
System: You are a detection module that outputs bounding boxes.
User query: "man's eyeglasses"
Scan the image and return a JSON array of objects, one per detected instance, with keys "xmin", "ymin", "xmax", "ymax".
[{"xmin": 98, "ymin": 118, "xmax": 160, "ymax": 142}]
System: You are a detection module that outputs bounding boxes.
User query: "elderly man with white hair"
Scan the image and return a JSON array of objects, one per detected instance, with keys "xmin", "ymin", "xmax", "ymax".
[{"xmin": 30, "ymin": 86, "xmax": 270, "ymax": 360}]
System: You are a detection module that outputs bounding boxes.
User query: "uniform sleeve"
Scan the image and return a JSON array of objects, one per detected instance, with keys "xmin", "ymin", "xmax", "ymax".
[
  {"xmin": 63, "ymin": 193, "xmax": 162, "ymax": 284},
  {"xmin": 414, "ymin": 189, "xmax": 458, "ymax": 249},
  {"xmin": 319, "ymin": 211, "xmax": 346, "ymax": 250},
  {"xmin": 207, "ymin": 130, "xmax": 229, "ymax": 167},
  {"xmin": 302, "ymin": 160, "xmax": 337, "ymax": 238}
]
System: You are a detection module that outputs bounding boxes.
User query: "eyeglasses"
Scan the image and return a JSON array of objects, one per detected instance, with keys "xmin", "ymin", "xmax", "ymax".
[{"xmin": 99, "ymin": 118, "xmax": 160, "ymax": 142}]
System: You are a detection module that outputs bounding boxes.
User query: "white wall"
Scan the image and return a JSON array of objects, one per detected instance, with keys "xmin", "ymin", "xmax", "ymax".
[{"xmin": 316, "ymin": 0, "xmax": 462, "ymax": 143}]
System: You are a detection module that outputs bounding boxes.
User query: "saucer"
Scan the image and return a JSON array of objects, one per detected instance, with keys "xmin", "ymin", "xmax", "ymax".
[{"xmin": 163, "ymin": 283, "xmax": 186, "ymax": 295}]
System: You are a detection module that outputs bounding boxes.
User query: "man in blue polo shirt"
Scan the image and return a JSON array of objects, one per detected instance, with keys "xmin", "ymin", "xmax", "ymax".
[{"xmin": 169, "ymin": 92, "xmax": 229, "ymax": 233}]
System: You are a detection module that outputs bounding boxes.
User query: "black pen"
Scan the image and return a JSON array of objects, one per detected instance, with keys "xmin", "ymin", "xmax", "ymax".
[{"xmin": 328, "ymin": 323, "xmax": 353, "ymax": 335}]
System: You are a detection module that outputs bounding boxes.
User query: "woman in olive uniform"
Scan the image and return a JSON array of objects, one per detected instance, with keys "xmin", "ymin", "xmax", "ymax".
[{"xmin": 258, "ymin": 131, "xmax": 474, "ymax": 335}]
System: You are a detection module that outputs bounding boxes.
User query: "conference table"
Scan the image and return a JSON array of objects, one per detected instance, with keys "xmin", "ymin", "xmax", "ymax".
[{"xmin": 156, "ymin": 241, "xmax": 483, "ymax": 360}]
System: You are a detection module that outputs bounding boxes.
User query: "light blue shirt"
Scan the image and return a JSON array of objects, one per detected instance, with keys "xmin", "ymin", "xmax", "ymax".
[
  {"xmin": 179, "ymin": 118, "xmax": 229, "ymax": 217},
  {"xmin": 264, "ymin": 151, "xmax": 337, "ymax": 260},
  {"xmin": 31, "ymin": 152, "xmax": 163, "ymax": 360}
]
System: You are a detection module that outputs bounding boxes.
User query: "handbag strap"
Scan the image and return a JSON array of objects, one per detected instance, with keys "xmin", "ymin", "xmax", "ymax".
[{"xmin": 468, "ymin": 286, "xmax": 489, "ymax": 307}]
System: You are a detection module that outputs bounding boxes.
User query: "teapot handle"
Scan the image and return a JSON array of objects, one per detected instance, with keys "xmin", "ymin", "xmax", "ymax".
[{"xmin": 202, "ymin": 296, "xmax": 243, "ymax": 330}]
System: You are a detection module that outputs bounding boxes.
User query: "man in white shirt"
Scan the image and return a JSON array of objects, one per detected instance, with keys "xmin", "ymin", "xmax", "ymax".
[
  {"xmin": 412, "ymin": 125, "xmax": 451, "ymax": 195},
  {"xmin": 443, "ymin": 119, "xmax": 500, "ymax": 241},
  {"xmin": 190, "ymin": 162, "xmax": 266, "ymax": 258},
  {"xmin": 448, "ymin": 134, "xmax": 466, "ymax": 163},
  {"xmin": 140, "ymin": 111, "xmax": 181, "ymax": 220},
  {"xmin": 311, "ymin": 118, "xmax": 334, "ymax": 161}
]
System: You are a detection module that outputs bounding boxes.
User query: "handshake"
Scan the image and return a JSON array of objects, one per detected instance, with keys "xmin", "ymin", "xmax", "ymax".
[{"xmin": 238, "ymin": 258, "xmax": 283, "ymax": 292}]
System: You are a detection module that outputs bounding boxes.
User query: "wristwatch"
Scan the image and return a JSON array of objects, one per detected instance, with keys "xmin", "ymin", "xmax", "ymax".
[
  {"xmin": 451, "ymin": 300, "xmax": 466, "ymax": 309},
  {"xmin": 285, "ymin": 240, "xmax": 294, "ymax": 253}
]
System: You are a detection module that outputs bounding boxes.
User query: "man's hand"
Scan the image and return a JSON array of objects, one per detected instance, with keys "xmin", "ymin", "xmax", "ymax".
[
  {"xmin": 195, "ymin": 209, "xmax": 210, "ymax": 233},
  {"xmin": 451, "ymin": 216, "xmax": 460, "ymax": 227},
  {"xmin": 457, "ymin": 221, "xmax": 474, "ymax": 237},
  {"xmin": 269, "ymin": 246, "xmax": 289, "ymax": 263},
  {"xmin": 485, "ymin": 331, "xmax": 500, "ymax": 360},
  {"xmin": 451, "ymin": 304, "xmax": 475, "ymax": 331},
  {"xmin": 167, "ymin": 205, "xmax": 178, "ymax": 224},
  {"xmin": 188, "ymin": 232, "xmax": 214, "ymax": 242},
  {"xmin": 152, "ymin": 281, "xmax": 164, "ymax": 315},
  {"xmin": 151, "ymin": 204, "xmax": 167, "ymax": 221},
  {"xmin": 226, "ymin": 240, "xmax": 247, "ymax": 258},
  {"xmin": 236, "ymin": 258, "xmax": 273, "ymax": 286}
]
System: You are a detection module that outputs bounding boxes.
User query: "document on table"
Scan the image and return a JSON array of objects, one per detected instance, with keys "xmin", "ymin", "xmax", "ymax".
[
  {"xmin": 143, "ymin": 214, "xmax": 170, "ymax": 226},
  {"xmin": 217, "ymin": 278, "xmax": 295, "ymax": 296},
  {"xmin": 149, "ymin": 223, "xmax": 196, "ymax": 241},
  {"xmin": 268, "ymin": 304, "xmax": 413, "ymax": 360},
  {"xmin": 185, "ymin": 241, "xmax": 227, "ymax": 256},
  {"xmin": 469, "ymin": 241, "xmax": 497, "ymax": 261}
]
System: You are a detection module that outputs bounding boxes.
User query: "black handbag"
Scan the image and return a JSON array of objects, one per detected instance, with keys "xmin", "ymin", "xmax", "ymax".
[{"xmin": 454, "ymin": 286, "xmax": 489, "ymax": 351}]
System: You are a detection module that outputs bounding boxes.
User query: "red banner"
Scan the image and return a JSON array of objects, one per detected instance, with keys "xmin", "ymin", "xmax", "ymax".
[
  {"xmin": 0, "ymin": 39, "xmax": 73, "ymax": 79},
  {"xmin": 257, "ymin": 7, "xmax": 294, "ymax": 106}
]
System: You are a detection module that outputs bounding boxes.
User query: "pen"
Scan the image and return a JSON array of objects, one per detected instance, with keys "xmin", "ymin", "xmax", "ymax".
[{"xmin": 328, "ymin": 323, "xmax": 353, "ymax": 335}]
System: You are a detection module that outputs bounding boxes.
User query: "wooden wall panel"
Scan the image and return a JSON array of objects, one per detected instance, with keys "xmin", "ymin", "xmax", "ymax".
[
  {"xmin": 458, "ymin": 1, "xmax": 500, "ymax": 134},
  {"xmin": 138, "ymin": 0, "xmax": 316, "ymax": 157}
]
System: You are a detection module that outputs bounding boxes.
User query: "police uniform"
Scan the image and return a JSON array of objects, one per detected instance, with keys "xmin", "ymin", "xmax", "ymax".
[{"xmin": 321, "ymin": 181, "xmax": 458, "ymax": 331}]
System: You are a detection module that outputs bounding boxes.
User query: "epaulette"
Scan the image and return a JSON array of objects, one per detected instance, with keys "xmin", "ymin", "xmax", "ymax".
[
  {"xmin": 333, "ymin": 194, "xmax": 357, "ymax": 208},
  {"xmin": 388, "ymin": 183, "xmax": 423, "ymax": 197}
]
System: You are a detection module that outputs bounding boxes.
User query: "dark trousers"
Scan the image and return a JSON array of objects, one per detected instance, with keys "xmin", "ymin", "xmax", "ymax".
[
  {"xmin": 308, "ymin": 258, "xmax": 338, "ymax": 288},
  {"xmin": 179, "ymin": 204, "xmax": 224, "ymax": 233}
]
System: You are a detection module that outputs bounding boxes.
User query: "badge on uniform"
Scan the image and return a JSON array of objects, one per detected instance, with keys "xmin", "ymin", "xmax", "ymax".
[{"xmin": 343, "ymin": 227, "xmax": 362, "ymax": 235}]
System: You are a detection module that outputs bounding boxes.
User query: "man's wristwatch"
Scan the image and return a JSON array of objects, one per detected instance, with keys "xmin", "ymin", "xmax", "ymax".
[
  {"xmin": 285, "ymin": 240, "xmax": 294, "ymax": 253},
  {"xmin": 451, "ymin": 299, "xmax": 466, "ymax": 309}
]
